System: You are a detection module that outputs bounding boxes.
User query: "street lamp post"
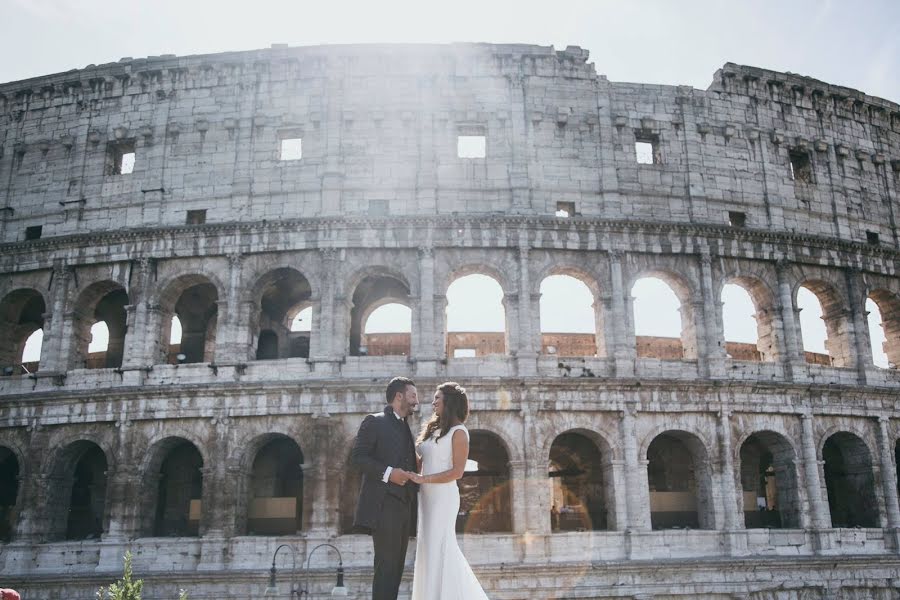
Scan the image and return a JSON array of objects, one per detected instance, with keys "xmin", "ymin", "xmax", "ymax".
[{"xmin": 263, "ymin": 543, "xmax": 347, "ymax": 598}]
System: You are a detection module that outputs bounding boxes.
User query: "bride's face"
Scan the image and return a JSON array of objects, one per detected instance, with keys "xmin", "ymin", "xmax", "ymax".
[{"xmin": 432, "ymin": 390, "xmax": 444, "ymax": 417}]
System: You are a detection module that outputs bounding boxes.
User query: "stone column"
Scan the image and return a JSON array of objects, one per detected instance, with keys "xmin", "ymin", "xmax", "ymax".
[
  {"xmin": 717, "ymin": 410, "xmax": 741, "ymax": 531},
  {"xmin": 310, "ymin": 249, "xmax": 341, "ymax": 374},
  {"xmin": 506, "ymin": 74, "xmax": 532, "ymax": 213},
  {"xmin": 121, "ymin": 258, "xmax": 155, "ymax": 375},
  {"xmin": 38, "ymin": 262, "xmax": 72, "ymax": 373},
  {"xmin": 845, "ymin": 268, "xmax": 873, "ymax": 383},
  {"xmin": 214, "ymin": 253, "xmax": 248, "ymax": 364},
  {"xmin": 508, "ymin": 460, "xmax": 528, "ymax": 535},
  {"xmin": 514, "ymin": 244, "xmax": 538, "ymax": 376},
  {"xmin": 620, "ymin": 404, "xmax": 650, "ymax": 530},
  {"xmin": 876, "ymin": 418, "xmax": 900, "ymax": 544},
  {"xmin": 776, "ymin": 260, "xmax": 805, "ymax": 380},
  {"xmin": 520, "ymin": 407, "xmax": 550, "ymax": 566},
  {"xmin": 412, "ymin": 247, "xmax": 439, "ymax": 375},
  {"xmin": 699, "ymin": 253, "xmax": 727, "ymax": 378},
  {"xmin": 98, "ymin": 419, "xmax": 141, "ymax": 571},
  {"xmin": 307, "ymin": 457, "xmax": 339, "ymax": 537},
  {"xmin": 800, "ymin": 414, "xmax": 830, "ymax": 530},
  {"xmin": 608, "ymin": 251, "xmax": 635, "ymax": 377},
  {"xmin": 199, "ymin": 416, "xmax": 232, "ymax": 570}
]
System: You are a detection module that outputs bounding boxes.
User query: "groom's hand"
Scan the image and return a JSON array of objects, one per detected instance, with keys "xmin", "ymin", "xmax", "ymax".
[{"xmin": 388, "ymin": 468, "xmax": 410, "ymax": 486}]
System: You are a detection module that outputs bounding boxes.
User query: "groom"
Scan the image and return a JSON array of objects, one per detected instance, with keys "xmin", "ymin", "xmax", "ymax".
[{"xmin": 352, "ymin": 376, "xmax": 420, "ymax": 600}]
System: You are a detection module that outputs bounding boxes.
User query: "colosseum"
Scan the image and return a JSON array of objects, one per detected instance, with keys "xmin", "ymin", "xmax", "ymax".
[{"xmin": 1, "ymin": 42, "xmax": 900, "ymax": 599}]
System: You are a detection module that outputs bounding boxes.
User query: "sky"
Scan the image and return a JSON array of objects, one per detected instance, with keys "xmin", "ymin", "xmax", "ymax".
[{"xmin": 1, "ymin": 0, "xmax": 898, "ymax": 103}]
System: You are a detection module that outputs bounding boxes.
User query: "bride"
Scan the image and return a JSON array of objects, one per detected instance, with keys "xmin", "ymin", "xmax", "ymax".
[{"xmin": 408, "ymin": 382, "xmax": 489, "ymax": 600}]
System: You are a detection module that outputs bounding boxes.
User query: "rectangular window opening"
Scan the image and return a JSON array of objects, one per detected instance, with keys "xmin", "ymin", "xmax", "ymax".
[
  {"xmin": 556, "ymin": 201, "xmax": 577, "ymax": 218},
  {"xmin": 453, "ymin": 348, "xmax": 477, "ymax": 358},
  {"xmin": 457, "ymin": 135, "xmax": 486, "ymax": 159},
  {"xmin": 25, "ymin": 225, "xmax": 42, "ymax": 240},
  {"xmin": 369, "ymin": 199, "xmax": 389, "ymax": 216},
  {"xmin": 186, "ymin": 209, "xmax": 207, "ymax": 225},
  {"xmin": 106, "ymin": 140, "xmax": 136, "ymax": 175},
  {"xmin": 279, "ymin": 137, "xmax": 302, "ymax": 161},
  {"xmin": 866, "ymin": 231, "xmax": 880, "ymax": 245},
  {"xmin": 634, "ymin": 133, "xmax": 660, "ymax": 165},
  {"xmin": 728, "ymin": 211, "xmax": 747, "ymax": 228},
  {"xmin": 789, "ymin": 149, "xmax": 812, "ymax": 183}
]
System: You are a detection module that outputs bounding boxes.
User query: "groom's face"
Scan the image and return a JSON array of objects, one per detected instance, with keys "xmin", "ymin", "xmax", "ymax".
[{"xmin": 393, "ymin": 384, "xmax": 419, "ymax": 418}]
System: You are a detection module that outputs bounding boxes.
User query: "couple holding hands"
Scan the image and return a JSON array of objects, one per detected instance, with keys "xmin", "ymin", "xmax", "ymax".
[{"xmin": 351, "ymin": 377, "xmax": 490, "ymax": 600}]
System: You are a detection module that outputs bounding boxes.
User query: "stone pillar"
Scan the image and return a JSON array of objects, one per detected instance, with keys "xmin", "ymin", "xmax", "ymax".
[
  {"xmin": 608, "ymin": 251, "xmax": 635, "ymax": 377},
  {"xmin": 214, "ymin": 253, "xmax": 248, "ymax": 363},
  {"xmin": 412, "ymin": 247, "xmax": 439, "ymax": 375},
  {"xmin": 846, "ymin": 268, "xmax": 873, "ymax": 383},
  {"xmin": 310, "ymin": 249, "xmax": 341, "ymax": 374},
  {"xmin": 506, "ymin": 74, "xmax": 532, "ymax": 213},
  {"xmin": 606, "ymin": 458, "xmax": 628, "ymax": 531},
  {"xmin": 199, "ymin": 417, "xmax": 232, "ymax": 571},
  {"xmin": 121, "ymin": 258, "xmax": 155, "ymax": 375},
  {"xmin": 876, "ymin": 418, "xmax": 900, "ymax": 549},
  {"xmin": 520, "ymin": 407, "xmax": 550, "ymax": 565},
  {"xmin": 514, "ymin": 244, "xmax": 538, "ymax": 376},
  {"xmin": 508, "ymin": 460, "xmax": 528, "ymax": 535},
  {"xmin": 717, "ymin": 410, "xmax": 741, "ymax": 531},
  {"xmin": 699, "ymin": 253, "xmax": 727, "ymax": 378},
  {"xmin": 38, "ymin": 262, "xmax": 72, "ymax": 373},
  {"xmin": 619, "ymin": 404, "xmax": 650, "ymax": 530},
  {"xmin": 800, "ymin": 414, "xmax": 830, "ymax": 531},
  {"xmin": 594, "ymin": 76, "xmax": 623, "ymax": 218},
  {"xmin": 307, "ymin": 457, "xmax": 338, "ymax": 537},
  {"xmin": 776, "ymin": 260, "xmax": 805, "ymax": 379},
  {"xmin": 98, "ymin": 424, "xmax": 141, "ymax": 572}
]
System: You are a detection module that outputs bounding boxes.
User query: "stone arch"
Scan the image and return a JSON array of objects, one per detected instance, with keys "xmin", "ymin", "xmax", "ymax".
[
  {"xmin": 155, "ymin": 274, "xmax": 221, "ymax": 365},
  {"xmin": 538, "ymin": 267, "xmax": 604, "ymax": 357},
  {"xmin": 249, "ymin": 267, "xmax": 313, "ymax": 361},
  {"xmin": 820, "ymin": 430, "xmax": 880, "ymax": 528},
  {"xmin": 866, "ymin": 288, "xmax": 900, "ymax": 368},
  {"xmin": 736, "ymin": 430, "xmax": 802, "ymax": 528},
  {"xmin": 0, "ymin": 445, "xmax": 21, "ymax": 542},
  {"xmin": 69, "ymin": 280, "xmax": 129, "ymax": 369},
  {"xmin": 644, "ymin": 429, "xmax": 715, "ymax": 530},
  {"xmin": 0, "ymin": 287, "xmax": 46, "ymax": 374},
  {"xmin": 458, "ymin": 429, "xmax": 513, "ymax": 533},
  {"xmin": 547, "ymin": 429, "xmax": 614, "ymax": 531},
  {"xmin": 140, "ymin": 436, "xmax": 205, "ymax": 537},
  {"xmin": 243, "ymin": 434, "xmax": 304, "ymax": 535},
  {"xmin": 345, "ymin": 267, "xmax": 412, "ymax": 357},
  {"xmin": 445, "ymin": 267, "xmax": 510, "ymax": 358},
  {"xmin": 719, "ymin": 274, "xmax": 780, "ymax": 362},
  {"xmin": 795, "ymin": 278, "xmax": 853, "ymax": 368},
  {"xmin": 43, "ymin": 440, "xmax": 109, "ymax": 541},
  {"xmin": 629, "ymin": 268, "xmax": 699, "ymax": 360}
]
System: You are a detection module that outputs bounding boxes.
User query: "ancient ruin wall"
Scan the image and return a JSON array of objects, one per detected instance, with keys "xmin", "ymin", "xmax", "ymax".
[{"xmin": 2, "ymin": 44, "xmax": 900, "ymax": 599}]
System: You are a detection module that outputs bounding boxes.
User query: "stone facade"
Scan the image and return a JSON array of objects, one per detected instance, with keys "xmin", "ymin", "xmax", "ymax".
[{"xmin": 1, "ymin": 43, "xmax": 900, "ymax": 598}]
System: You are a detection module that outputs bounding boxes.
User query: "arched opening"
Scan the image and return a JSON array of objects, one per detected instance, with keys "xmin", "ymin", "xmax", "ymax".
[
  {"xmin": 739, "ymin": 432, "xmax": 801, "ymax": 528},
  {"xmin": 288, "ymin": 305, "xmax": 312, "ymax": 358},
  {"xmin": 797, "ymin": 282, "xmax": 852, "ymax": 367},
  {"xmin": 823, "ymin": 432, "xmax": 879, "ymax": 528},
  {"xmin": 72, "ymin": 283, "xmax": 129, "ymax": 369},
  {"xmin": 0, "ymin": 447, "xmax": 19, "ymax": 542},
  {"xmin": 722, "ymin": 281, "xmax": 777, "ymax": 362},
  {"xmin": 632, "ymin": 276, "xmax": 696, "ymax": 360},
  {"xmin": 646, "ymin": 431, "xmax": 713, "ymax": 529},
  {"xmin": 0, "ymin": 288, "xmax": 46, "ymax": 374},
  {"xmin": 548, "ymin": 432, "xmax": 609, "ymax": 531},
  {"xmin": 446, "ymin": 274, "xmax": 506, "ymax": 358},
  {"xmin": 247, "ymin": 437, "xmax": 304, "ymax": 535},
  {"xmin": 867, "ymin": 291, "xmax": 900, "ymax": 368},
  {"xmin": 149, "ymin": 439, "xmax": 203, "ymax": 537},
  {"xmin": 45, "ymin": 441, "xmax": 108, "ymax": 541},
  {"xmin": 457, "ymin": 431, "xmax": 512, "ymax": 533},
  {"xmin": 253, "ymin": 268, "xmax": 312, "ymax": 360},
  {"xmin": 349, "ymin": 274, "xmax": 411, "ymax": 356},
  {"xmin": 159, "ymin": 277, "xmax": 218, "ymax": 364},
  {"xmin": 362, "ymin": 303, "xmax": 412, "ymax": 356},
  {"xmin": 539, "ymin": 275, "xmax": 600, "ymax": 357}
]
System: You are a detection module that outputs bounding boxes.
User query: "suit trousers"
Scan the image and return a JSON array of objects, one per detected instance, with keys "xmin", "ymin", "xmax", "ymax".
[{"xmin": 372, "ymin": 492, "xmax": 413, "ymax": 600}]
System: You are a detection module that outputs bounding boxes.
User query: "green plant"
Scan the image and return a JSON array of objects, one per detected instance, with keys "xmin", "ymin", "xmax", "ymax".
[{"xmin": 96, "ymin": 551, "xmax": 143, "ymax": 600}]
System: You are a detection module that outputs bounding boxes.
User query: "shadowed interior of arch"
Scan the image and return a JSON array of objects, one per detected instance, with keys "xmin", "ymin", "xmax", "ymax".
[
  {"xmin": 350, "ymin": 274, "xmax": 411, "ymax": 356},
  {"xmin": 457, "ymin": 431, "xmax": 512, "ymax": 533},
  {"xmin": 0, "ymin": 446, "xmax": 19, "ymax": 542},
  {"xmin": 647, "ymin": 432, "xmax": 713, "ymax": 529},
  {"xmin": 548, "ymin": 432, "xmax": 608, "ymax": 531},
  {"xmin": 822, "ymin": 432, "xmax": 879, "ymax": 528},
  {"xmin": 0, "ymin": 288, "xmax": 46, "ymax": 374},
  {"xmin": 739, "ymin": 432, "xmax": 800, "ymax": 528},
  {"xmin": 254, "ymin": 268, "xmax": 312, "ymax": 361},
  {"xmin": 246, "ymin": 437, "xmax": 304, "ymax": 535},
  {"xmin": 150, "ymin": 439, "xmax": 204, "ymax": 537},
  {"xmin": 164, "ymin": 282, "xmax": 218, "ymax": 364},
  {"xmin": 446, "ymin": 274, "xmax": 506, "ymax": 358}
]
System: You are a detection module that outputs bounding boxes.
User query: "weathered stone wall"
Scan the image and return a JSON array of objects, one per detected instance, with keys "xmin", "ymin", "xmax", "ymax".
[{"xmin": 1, "ymin": 43, "xmax": 900, "ymax": 599}]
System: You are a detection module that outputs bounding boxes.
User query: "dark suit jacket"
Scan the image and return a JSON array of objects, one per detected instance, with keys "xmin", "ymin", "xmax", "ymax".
[{"xmin": 351, "ymin": 406, "xmax": 418, "ymax": 534}]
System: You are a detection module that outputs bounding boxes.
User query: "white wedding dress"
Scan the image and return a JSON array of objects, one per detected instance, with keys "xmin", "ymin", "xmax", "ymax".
[{"xmin": 411, "ymin": 424, "xmax": 489, "ymax": 600}]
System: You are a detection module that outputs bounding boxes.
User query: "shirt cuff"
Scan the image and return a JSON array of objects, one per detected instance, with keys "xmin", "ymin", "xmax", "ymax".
[{"xmin": 382, "ymin": 466, "xmax": 393, "ymax": 483}]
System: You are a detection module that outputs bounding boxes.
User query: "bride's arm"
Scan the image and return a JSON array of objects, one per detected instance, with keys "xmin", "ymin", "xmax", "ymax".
[{"xmin": 411, "ymin": 430, "xmax": 468, "ymax": 484}]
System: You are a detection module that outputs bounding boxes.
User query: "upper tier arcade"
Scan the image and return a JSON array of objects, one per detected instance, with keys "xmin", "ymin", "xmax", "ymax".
[{"xmin": 0, "ymin": 43, "xmax": 898, "ymax": 245}]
